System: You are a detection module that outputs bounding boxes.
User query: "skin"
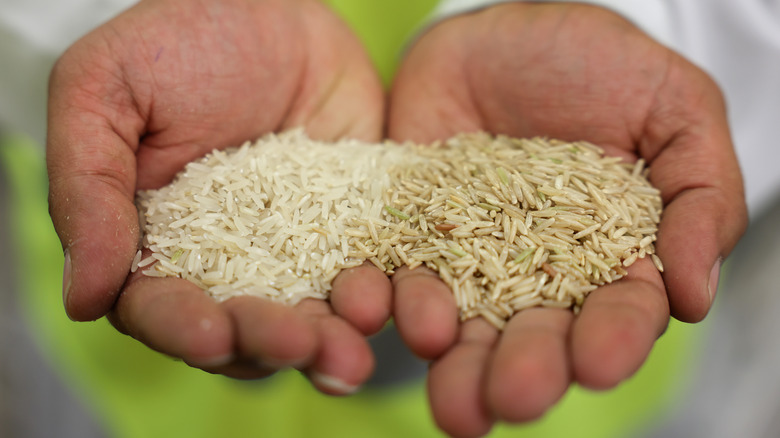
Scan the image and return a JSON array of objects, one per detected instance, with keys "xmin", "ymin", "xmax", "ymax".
[
  {"xmin": 47, "ymin": 0, "xmax": 389, "ymax": 391},
  {"xmin": 47, "ymin": 0, "xmax": 748, "ymax": 436},
  {"xmin": 388, "ymin": 3, "xmax": 747, "ymax": 437}
]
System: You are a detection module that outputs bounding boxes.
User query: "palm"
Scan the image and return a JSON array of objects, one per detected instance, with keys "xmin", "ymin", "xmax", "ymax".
[
  {"xmin": 51, "ymin": 0, "xmax": 382, "ymax": 189},
  {"xmin": 389, "ymin": 3, "xmax": 746, "ymax": 436},
  {"xmin": 115, "ymin": 0, "xmax": 315, "ymax": 190},
  {"xmin": 48, "ymin": 0, "xmax": 388, "ymax": 388}
]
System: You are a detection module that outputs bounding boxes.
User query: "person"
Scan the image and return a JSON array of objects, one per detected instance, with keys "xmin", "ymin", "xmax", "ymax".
[
  {"xmin": 47, "ymin": 0, "xmax": 749, "ymax": 435},
  {"xmin": 3, "ymin": 0, "xmax": 777, "ymax": 437}
]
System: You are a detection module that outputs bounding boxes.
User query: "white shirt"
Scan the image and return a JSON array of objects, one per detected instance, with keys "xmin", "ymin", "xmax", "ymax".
[{"xmin": 0, "ymin": 0, "xmax": 135, "ymax": 142}]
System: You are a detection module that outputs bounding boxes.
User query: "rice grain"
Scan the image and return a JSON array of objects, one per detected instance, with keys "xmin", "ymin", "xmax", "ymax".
[{"xmin": 136, "ymin": 130, "xmax": 663, "ymax": 329}]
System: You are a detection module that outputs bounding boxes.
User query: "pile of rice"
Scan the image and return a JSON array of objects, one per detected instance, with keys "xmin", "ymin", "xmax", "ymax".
[{"xmin": 135, "ymin": 130, "xmax": 663, "ymax": 329}]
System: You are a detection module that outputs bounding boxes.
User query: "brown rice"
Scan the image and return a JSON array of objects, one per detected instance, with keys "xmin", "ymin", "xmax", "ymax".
[{"xmin": 135, "ymin": 130, "xmax": 663, "ymax": 330}]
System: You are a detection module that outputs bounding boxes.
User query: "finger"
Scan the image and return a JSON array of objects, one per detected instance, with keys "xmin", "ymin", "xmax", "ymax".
[
  {"xmin": 487, "ymin": 308, "xmax": 573, "ymax": 422},
  {"xmin": 221, "ymin": 296, "xmax": 317, "ymax": 369},
  {"xmin": 196, "ymin": 360, "xmax": 278, "ymax": 380},
  {"xmin": 391, "ymin": 266, "xmax": 459, "ymax": 360},
  {"xmin": 641, "ymin": 59, "xmax": 747, "ymax": 322},
  {"xmin": 109, "ymin": 277, "xmax": 234, "ymax": 368},
  {"xmin": 570, "ymin": 259, "xmax": 669, "ymax": 389},
  {"xmin": 295, "ymin": 299, "xmax": 374, "ymax": 395},
  {"xmin": 330, "ymin": 262, "xmax": 392, "ymax": 336},
  {"xmin": 428, "ymin": 318, "xmax": 498, "ymax": 438}
]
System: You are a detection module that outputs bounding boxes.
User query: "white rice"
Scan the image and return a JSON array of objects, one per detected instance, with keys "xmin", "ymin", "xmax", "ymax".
[{"xmin": 135, "ymin": 130, "xmax": 663, "ymax": 330}]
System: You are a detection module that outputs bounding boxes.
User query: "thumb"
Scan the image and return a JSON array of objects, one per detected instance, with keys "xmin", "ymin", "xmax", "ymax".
[
  {"xmin": 644, "ymin": 62, "xmax": 747, "ymax": 323},
  {"xmin": 47, "ymin": 50, "xmax": 143, "ymax": 321}
]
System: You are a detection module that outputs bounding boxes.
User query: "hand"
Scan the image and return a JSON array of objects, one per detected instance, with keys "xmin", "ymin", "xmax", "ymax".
[
  {"xmin": 47, "ymin": 0, "xmax": 388, "ymax": 391},
  {"xmin": 388, "ymin": 3, "xmax": 747, "ymax": 436}
]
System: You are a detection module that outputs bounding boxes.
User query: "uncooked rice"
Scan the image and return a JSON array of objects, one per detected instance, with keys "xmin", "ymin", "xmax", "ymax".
[{"xmin": 135, "ymin": 130, "xmax": 663, "ymax": 330}]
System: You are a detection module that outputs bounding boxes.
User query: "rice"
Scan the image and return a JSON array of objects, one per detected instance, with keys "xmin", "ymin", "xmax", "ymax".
[{"xmin": 135, "ymin": 130, "xmax": 663, "ymax": 330}]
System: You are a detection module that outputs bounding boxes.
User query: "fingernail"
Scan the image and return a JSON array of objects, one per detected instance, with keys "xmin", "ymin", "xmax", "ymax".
[
  {"xmin": 310, "ymin": 372, "xmax": 360, "ymax": 395},
  {"xmin": 62, "ymin": 249, "xmax": 73, "ymax": 309},
  {"xmin": 188, "ymin": 353, "xmax": 235, "ymax": 369},
  {"xmin": 708, "ymin": 258, "xmax": 723, "ymax": 304}
]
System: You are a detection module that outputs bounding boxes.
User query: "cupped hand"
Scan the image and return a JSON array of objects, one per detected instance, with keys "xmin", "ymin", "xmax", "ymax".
[
  {"xmin": 47, "ymin": 0, "xmax": 388, "ymax": 390},
  {"xmin": 388, "ymin": 3, "xmax": 747, "ymax": 436}
]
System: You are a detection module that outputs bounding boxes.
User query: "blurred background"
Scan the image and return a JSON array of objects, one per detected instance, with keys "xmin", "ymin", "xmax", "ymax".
[{"xmin": 2, "ymin": 1, "xmax": 778, "ymax": 437}]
